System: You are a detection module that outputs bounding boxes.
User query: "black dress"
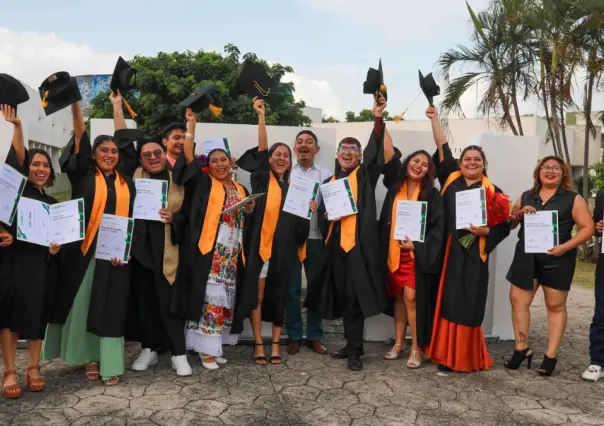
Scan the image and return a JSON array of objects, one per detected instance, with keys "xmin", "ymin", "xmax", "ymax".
[
  {"xmin": 507, "ymin": 187, "xmax": 578, "ymax": 291},
  {"xmin": 232, "ymin": 148, "xmax": 309, "ymax": 333},
  {"xmin": 0, "ymin": 147, "xmax": 60, "ymax": 340},
  {"xmin": 378, "ymin": 156, "xmax": 445, "ymax": 349},
  {"xmin": 49, "ymin": 132, "xmax": 136, "ymax": 338}
]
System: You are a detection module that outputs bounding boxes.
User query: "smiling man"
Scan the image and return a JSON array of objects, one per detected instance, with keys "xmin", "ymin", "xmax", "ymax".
[
  {"xmin": 162, "ymin": 123, "xmax": 187, "ymax": 169},
  {"xmin": 286, "ymin": 130, "xmax": 333, "ymax": 356}
]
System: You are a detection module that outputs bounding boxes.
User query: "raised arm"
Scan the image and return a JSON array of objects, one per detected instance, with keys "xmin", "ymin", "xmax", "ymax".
[
  {"xmin": 110, "ymin": 90, "xmax": 127, "ymax": 131},
  {"xmin": 1, "ymin": 105, "xmax": 25, "ymax": 168},
  {"xmin": 254, "ymin": 97, "xmax": 268, "ymax": 152},
  {"xmin": 426, "ymin": 106, "xmax": 447, "ymax": 163},
  {"xmin": 72, "ymin": 103, "xmax": 86, "ymax": 154},
  {"xmin": 183, "ymin": 108, "xmax": 197, "ymax": 165},
  {"xmin": 374, "ymin": 95, "xmax": 394, "ymax": 164}
]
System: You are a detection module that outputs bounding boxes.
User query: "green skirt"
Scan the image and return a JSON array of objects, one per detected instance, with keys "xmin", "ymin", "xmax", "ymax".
[{"xmin": 42, "ymin": 258, "xmax": 124, "ymax": 381}]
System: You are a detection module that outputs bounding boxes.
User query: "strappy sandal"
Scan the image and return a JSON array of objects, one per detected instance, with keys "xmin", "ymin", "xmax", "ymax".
[
  {"xmin": 384, "ymin": 343, "xmax": 406, "ymax": 360},
  {"xmin": 253, "ymin": 342, "xmax": 267, "ymax": 365},
  {"xmin": 25, "ymin": 365, "xmax": 45, "ymax": 392},
  {"xmin": 406, "ymin": 350, "xmax": 425, "ymax": 369},
  {"xmin": 103, "ymin": 377, "xmax": 120, "ymax": 386},
  {"xmin": 269, "ymin": 341, "xmax": 282, "ymax": 365},
  {"xmin": 2, "ymin": 370, "xmax": 22, "ymax": 399},
  {"xmin": 85, "ymin": 363, "xmax": 100, "ymax": 381}
]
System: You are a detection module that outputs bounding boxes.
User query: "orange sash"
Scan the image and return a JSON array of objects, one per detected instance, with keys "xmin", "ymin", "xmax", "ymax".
[
  {"xmin": 325, "ymin": 166, "xmax": 359, "ymax": 253},
  {"xmin": 388, "ymin": 181, "xmax": 420, "ymax": 272},
  {"xmin": 81, "ymin": 170, "xmax": 131, "ymax": 255},
  {"xmin": 259, "ymin": 172, "xmax": 282, "ymax": 262},
  {"xmin": 441, "ymin": 171, "xmax": 494, "ymax": 263},
  {"xmin": 198, "ymin": 176, "xmax": 247, "ymax": 256}
]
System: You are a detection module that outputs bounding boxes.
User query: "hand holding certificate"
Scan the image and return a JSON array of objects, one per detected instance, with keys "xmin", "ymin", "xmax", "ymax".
[
  {"xmin": 455, "ymin": 187, "xmax": 487, "ymax": 229},
  {"xmin": 220, "ymin": 193, "xmax": 266, "ymax": 215},
  {"xmin": 133, "ymin": 179, "xmax": 168, "ymax": 221},
  {"xmin": 0, "ymin": 163, "xmax": 27, "ymax": 226},
  {"xmin": 95, "ymin": 214, "xmax": 134, "ymax": 264},
  {"xmin": 283, "ymin": 175, "xmax": 320, "ymax": 219},
  {"xmin": 524, "ymin": 211, "xmax": 559, "ymax": 253},
  {"xmin": 394, "ymin": 200, "xmax": 428, "ymax": 242},
  {"xmin": 17, "ymin": 197, "xmax": 85, "ymax": 247},
  {"xmin": 320, "ymin": 178, "xmax": 358, "ymax": 221}
]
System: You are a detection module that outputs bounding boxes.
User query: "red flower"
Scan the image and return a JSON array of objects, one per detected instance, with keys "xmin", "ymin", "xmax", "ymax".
[
  {"xmin": 202, "ymin": 166, "xmax": 210, "ymax": 174},
  {"xmin": 486, "ymin": 188, "xmax": 511, "ymax": 228}
]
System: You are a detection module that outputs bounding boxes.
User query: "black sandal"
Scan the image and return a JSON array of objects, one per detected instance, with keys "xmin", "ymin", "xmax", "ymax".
[
  {"xmin": 537, "ymin": 354, "xmax": 557, "ymax": 377},
  {"xmin": 269, "ymin": 341, "xmax": 282, "ymax": 365},
  {"xmin": 504, "ymin": 348, "xmax": 533, "ymax": 370},
  {"xmin": 253, "ymin": 342, "xmax": 267, "ymax": 365}
]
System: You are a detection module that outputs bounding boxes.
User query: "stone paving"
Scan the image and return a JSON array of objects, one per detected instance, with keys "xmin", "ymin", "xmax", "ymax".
[{"xmin": 2, "ymin": 286, "xmax": 604, "ymax": 425}]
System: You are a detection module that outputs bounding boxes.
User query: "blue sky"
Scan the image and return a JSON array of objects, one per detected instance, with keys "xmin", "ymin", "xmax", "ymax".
[{"xmin": 1, "ymin": 0, "xmax": 601, "ymax": 120}]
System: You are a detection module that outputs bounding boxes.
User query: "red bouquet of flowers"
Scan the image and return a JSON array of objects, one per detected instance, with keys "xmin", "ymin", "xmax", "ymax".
[{"xmin": 459, "ymin": 187, "xmax": 511, "ymax": 249}]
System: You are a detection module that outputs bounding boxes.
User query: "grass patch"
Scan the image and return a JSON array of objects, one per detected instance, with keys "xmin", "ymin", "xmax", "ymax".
[{"xmin": 574, "ymin": 260, "xmax": 596, "ymax": 290}]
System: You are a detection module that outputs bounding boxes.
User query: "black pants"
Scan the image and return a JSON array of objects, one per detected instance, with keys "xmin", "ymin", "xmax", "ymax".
[
  {"xmin": 590, "ymin": 257, "xmax": 604, "ymax": 366},
  {"xmin": 333, "ymin": 246, "xmax": 364, "ymax": 354},
  {"xmin": 133, "ymin": 259, "xmax": 186, "ymax": 356}
]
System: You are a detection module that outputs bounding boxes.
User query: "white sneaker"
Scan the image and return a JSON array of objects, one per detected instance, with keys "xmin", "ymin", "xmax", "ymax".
[
  {"xmin": 171, "ymin": 355, "xmax": 193, "ymax": 376},
  {"xmin": 215, "ymin": 357, "xmax": 227, "ymax": 365},
  {"xmin": 132, "ymin": 348, "xmax": 158, "ymax": 371},
  {"xmin": 202, "ymin": 359, "xmax": 220, "ymax": 370},
  {"xmin": 582, "ymin": 365, "xmax": 604, "ymax": 382}
]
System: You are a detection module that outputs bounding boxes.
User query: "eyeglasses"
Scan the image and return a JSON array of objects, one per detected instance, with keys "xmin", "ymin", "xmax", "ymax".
[
  {"xmin": 141, "ymin": 149, "xmax": 164, "ymax": 160},
  {"xmin": 540, "ymin": 165, "xmax": 561, "ymax": 173},
  {"xmin": 338, "ymin": 146, "xmax": 360, "ymax": 153}
]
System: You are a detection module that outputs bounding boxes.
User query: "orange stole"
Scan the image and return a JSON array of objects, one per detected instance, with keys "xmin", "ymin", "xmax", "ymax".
[
  {"xmin": 81, "ymin": 170, "xmax": 130, "ymax": 255},
  {"xmin": 388, "ymin": 181, "xmax": 420, "ymax": 272},
  {"xmin": 325, "ymin": 166, "xmax": 359, "ymax": 253},
  {"xmin": 198, "ymin": 176, "xmax": 247, "ymax": 256},
  {"xmin": 259, "ymin": 172, "xmax": 282, "ymax": 263},
  {"xmin": 441, "ymin": 171, "xmax": 494, "ymax": 262}
]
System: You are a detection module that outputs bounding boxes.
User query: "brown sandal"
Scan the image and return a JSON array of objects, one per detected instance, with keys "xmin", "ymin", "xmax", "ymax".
[
  {"xmin": 103, "ymin": 377, "xmax": 120, "ymax": 386},
  {"xmin": 25, "ymin": 365, "xmax": 45, "ymax": 392},
  {"xmin": 85, "ymin": 363, "xmax": 100, "ymax": 381},
  {"xmin": 2, "ymin": 370, "xmax": 22, "ymax": 399}
]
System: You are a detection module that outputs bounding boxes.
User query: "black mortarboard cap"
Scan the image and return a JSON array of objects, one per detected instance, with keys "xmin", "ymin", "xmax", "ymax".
[
  {"xmin": 110, "ymin": 56, "xmax": 136, "ymax": 94},
  {"xmin": 419, "ymin": 70, "xmax": 440, "ymax": 105},
  {"xmin": 0, "ymin": 74, "xmax": 30, "ymax": 112},
  {"xmin": 38, "ymin": 71, "xmax": 82, "ymax": 116},
  {"xmin": 179, "ymin": 84, "xmax": 223, "ymax": 117},
  {"xmin": 236, "ymin": 60, "xmax": 272, "ymax": 99},
  {"xmin": 363, "ymin": 59, "xmax": 387, "ymax": 101}
]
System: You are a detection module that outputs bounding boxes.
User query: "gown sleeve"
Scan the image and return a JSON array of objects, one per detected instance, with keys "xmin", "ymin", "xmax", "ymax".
[
  {"xmin": 413, "ymin": 189, "xmax": 445, "ymax": 274},
  {"xmin": 59, "ymin": 132, "xmax": 93, "ymax": 185},
  {"xmin": 293, "ymin": 215, "xmax": 311, "ymax": 247},
  {"xmin": 171, "ymin": 151, "xmax": 210, "ymax": 190},
  {"xmin": 381, "ymin": 154, "xmax": 403, "ymax": 192},
  {"xmin": 432, "ymin": 143, "xmax": 459, "ymax": 187},
  {"xmin": 114, "ymin": 129, "xmax": 143, "ymax": 179},
  {"xmin": 170, "ymin": 189, "xmax": 190, "ymax": 246},
  {"xmin": 485, "ymin": 184, "xmax": 511, "ymax": 254},
  {"xmin": 238, "ymin": 147, "xmax": 270, "ymax": 194},
  {"xmin": 5, "ymin": 145, "xmax": 27, "ymax": 174}
]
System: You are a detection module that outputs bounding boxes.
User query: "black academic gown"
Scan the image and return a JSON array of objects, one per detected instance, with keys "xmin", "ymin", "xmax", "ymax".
[
  {"xmin": 378, "ymin": 156, "xmax": 445, "ymax": 349},
  {"xmin": 170, "ymin": 154, "xmax": 249, "ymax": 322},
  {"xmin": 50, "ymin": 132, "xmax": 136, "ymax": 338},
  {"xmin": 305, "ymin": 129, "xmax": 390, "ymax": 321},
  {"xmin": 231, "ymin": 148, "xmax": 309, "ymax": 332},
  {"xmin": 114, "ymin": 130, "xmax": 188, "ymax": 353},
  {"xmin": 0, "ymin": 147, "xmax": 61, "ymax": 340}
]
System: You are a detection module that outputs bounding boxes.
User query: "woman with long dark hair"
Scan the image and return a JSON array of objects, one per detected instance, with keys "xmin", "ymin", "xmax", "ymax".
[
  {"xmin": 42, "ymin": 102, "xmax": 135, "ymax": 386},
  {"xmin": 426, "ymin": 106, "xmax": 511, "ymax": 372},
  {"xmin": 0, "ymin": 105, "xmax": 61, "ymax": 398},
  {"xmin": 379, "ymin": 144, "xmax": 444, "ymax": 368},
  {"xmin": 233, "ymin": 97, "xmax": 311, "ymax": 365},
  {"xmin": 506, "ymin": 156, "xmax": 593, "ymax": 376}
]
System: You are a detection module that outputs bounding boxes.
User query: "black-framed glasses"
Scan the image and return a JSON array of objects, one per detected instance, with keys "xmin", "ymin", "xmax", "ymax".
[
  {"xmin": 540, "ymin": 165, "xmax": 561, "ymax": 173},
  {"xmin": 141, "ymin": 149, "xmax": 164, "ymax": 160}
]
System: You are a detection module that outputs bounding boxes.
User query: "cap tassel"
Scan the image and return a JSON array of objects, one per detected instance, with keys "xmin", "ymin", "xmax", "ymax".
[
  {"xmin": 380, "ymin": 84, "xmax": 387, "ymax": 92},
  {"xmin": 208, "ymin": 104, "xmax": 223, "ymax": 118},
  {"xmin": 41, "ymin": 90, "xmax": 49, "ymax": 108},
  {"xmin": 122, "ymin": 98, "xmax": 138, "ymax": 118},
  {"xmin": 394, "ymin": 112, "xmax": 405, "ymax": 124},
  {"xmin": 253, "ymin": 81, "xmax": 271, "ymax": 97}
]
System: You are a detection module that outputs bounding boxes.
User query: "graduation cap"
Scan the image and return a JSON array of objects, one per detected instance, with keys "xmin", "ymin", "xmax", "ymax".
[
  {"xmin": 236, "ymin": 60, "xmax": 272, "ymax": 99},
  {"xmin": 419, "ymin": 70, "xmax": 440, "ymax": 105},
  {"xmin": 38, "ymin": 72, "xmax": 82, "ymax": 116},
  {"xmin": 363, "ymin": 59, "xmax": 387, "ymax": 101},
  {"xmin": 110, "ymin": 56, "xmax": 138, "ymax": 118},
  {"xmin": 179, "ymin": 84, "xmax": 223, "ymax": 117},
  {"xmin": 0, "ymin": 74, "xmax": 30, "ymax": 112}
]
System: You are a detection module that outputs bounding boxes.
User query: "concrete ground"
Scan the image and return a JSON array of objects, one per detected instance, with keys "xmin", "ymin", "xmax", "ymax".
[{"xmin": 1, "ymin": 286, "xmax": 604, "ymax": 426}]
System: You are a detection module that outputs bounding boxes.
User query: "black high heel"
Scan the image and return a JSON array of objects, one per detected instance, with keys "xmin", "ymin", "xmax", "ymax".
[
  {"xmin": 253, "ymin": 342, "xmax": 267, "ymax": 365},
  {"xmin": 269, "ymin": 341, "xmax": 282, "ymax": 365},
  {"xmin": 537, "ymin": 354, "xmax": 557, "ymax": 376},
  {"xmin": 504, "ymin": 348, "xmax": 533, "ymax": 370}
]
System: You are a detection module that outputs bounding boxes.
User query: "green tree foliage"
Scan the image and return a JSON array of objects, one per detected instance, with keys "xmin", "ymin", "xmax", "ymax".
[
  {"xmin": 345, "ymin": 109, "xmax": 392, "ymax": 122},
  {"xmin": 322, "ymin": 115, "xmax": 340, "ymax": 123},
  {"xmin": 90, "ymin": 44, "xmax": 311, "ymax": 137}
]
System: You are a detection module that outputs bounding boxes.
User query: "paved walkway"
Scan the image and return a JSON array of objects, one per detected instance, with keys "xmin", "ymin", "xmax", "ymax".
[{"xmin": 2, "ymin": 286, "xmax": 604, "ymax": 426}]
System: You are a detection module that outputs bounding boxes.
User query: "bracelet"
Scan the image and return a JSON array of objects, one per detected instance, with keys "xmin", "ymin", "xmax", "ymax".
[{"xmin": 185, "ymin": 132, "xmax": 194, "ymax": 139}]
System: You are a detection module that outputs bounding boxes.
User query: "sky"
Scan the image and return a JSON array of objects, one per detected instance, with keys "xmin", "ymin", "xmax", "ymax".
[{"xmin": 0, "ymin": 0, "xmax": 602, "ymax": 121}]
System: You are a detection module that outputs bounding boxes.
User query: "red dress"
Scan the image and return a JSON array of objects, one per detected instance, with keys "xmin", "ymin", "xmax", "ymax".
[{"xmin": 387, "ymin": 250, "xmax": 416, "ymax": 297}]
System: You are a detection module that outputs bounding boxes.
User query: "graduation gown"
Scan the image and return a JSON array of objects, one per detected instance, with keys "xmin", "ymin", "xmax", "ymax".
[
  {"xmin": 113, "ymin": 130, "xmax": 188, "ymax": 351},
  {"xmin": 232, "ymin": 148, "xmax": 309, "ymax": 332},
  {"xmin": 170, "ymin": 154, "xmax": 249, "ymax": 322},
  {"xmin": 305, "ymin": 128, "xmax": 390, "ymax": 320},
  {"xmin": 427, "ymin": 143, "xmax": 510, "ymax": 372},
  {"xmin": 50, "ymin": 132, "xmax": 136, "ymax": 338},
  {"xmin": 0, "ymin": 147, "xmax": 61, "ymax": 340},
  {"xmin": 378, "ymin": 157, "xmax": 445, "ymax": 349}
]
